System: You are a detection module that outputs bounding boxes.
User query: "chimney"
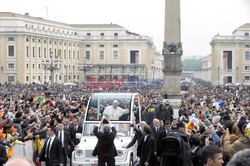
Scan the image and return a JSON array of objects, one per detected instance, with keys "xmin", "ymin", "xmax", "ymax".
[{"xmin": 24, "ymin": 13, "xmax": 29, "ymax": 16}]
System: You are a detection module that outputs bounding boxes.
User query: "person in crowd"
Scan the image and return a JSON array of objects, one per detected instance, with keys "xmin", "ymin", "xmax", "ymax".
[
  {"xmin": 226, "ymin": 149, "xmax": 250, "ymax": 166},
  {"xmin": 189, "ymin": 134, "xmax": 203, "ymax": 166},
  {"xmin": 126, "ymin": 121, "xmax": 147, "ymax": 149},
  {"xmin": 92, "ymin": 118, "xmax": 117, "ymax": 166},
  {"xmin": 221, "ymin": 118, "xmax": 250, "ymax": 157},
  {"xmin": 0, "ymin": 142, "xmax": 8, "ymax": 166},
  {"xmin": 36, "ymin": 126, "xmax": 64, "ymax": 166},
  {"xmin": 69, "ymin": 118, "xmax": 82, "ymax": 146},
  {"xmin": 137, "ymin": 125, "xmax": 155, "ymax": 166},
  {"xmin": 202, "ymin": 145, "xmax": 224, "ymax": 166}
]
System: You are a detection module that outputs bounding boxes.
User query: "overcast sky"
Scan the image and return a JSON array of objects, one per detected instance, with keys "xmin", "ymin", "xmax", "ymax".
[{"xmin": 1, "ymin": 0, "xmax": 250, "ymax": 57}]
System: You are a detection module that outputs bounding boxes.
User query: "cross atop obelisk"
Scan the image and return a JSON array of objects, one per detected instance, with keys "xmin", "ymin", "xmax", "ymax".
[{"xmin": 162, "ymin": 0, "xmax": 183, "ymax": 118}]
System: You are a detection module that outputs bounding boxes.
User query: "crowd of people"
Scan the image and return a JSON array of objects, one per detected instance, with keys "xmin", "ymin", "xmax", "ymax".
[{"xmin": 0, "ymin": 78, "xmax": 249, "ymax": 166}]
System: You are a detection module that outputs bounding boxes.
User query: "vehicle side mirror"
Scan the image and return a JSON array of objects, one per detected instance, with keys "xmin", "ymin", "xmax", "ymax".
[{"xmin": 76, "ymin": 133, "xmax": 82, "ymax": 139}]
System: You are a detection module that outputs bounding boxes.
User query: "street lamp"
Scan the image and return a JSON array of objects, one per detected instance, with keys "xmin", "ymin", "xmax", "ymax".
[
  {"xmin": 42, "ymin": 52, "xmax": 61, "ymax": 85},
  {"xmin": 78, "ymin": 60, "xmax": 92, "ymax": 87}
]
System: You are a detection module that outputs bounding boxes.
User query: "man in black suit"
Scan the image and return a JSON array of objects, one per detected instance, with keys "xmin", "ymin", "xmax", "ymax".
[
  {"xmin": 190, "ymin": 134, "xmax": 203, "ymax": 166},
  {"xmin": 0, "ymin": 143, "xmax": 8, "ymax": 166},
  {"xmin": 92, "ymin": 118, "xmax": 118, "ymax": 166},
  {"xmin": 63, "ymin": 117, "xmax": 72, "ymax": 132},
  {"xmin": 69, "ymin": 118, "xmax": 83, "ymax": 146},
  {"xmin": 151, "ymin": 118, "xmax": 164, "ymax": 166},
  {"xmin": 137, "ymin": 125, "xmax": 155, "ymax": 166},
  {"xmin": 57, "ymin": 123, "xmax": 75, "ymax": 166},
  {"xmin": 36, "ymin": 126, "xmax": 64, "ymax": 166}
]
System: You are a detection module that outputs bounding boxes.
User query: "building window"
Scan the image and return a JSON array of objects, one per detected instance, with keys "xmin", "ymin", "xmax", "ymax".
[
  {"xmin": 114, "ymin": 33, "xmax": 118, "ymax": 36},
  {"xmin": 69, "ymin": 75, "xmax": 71, "ymax": 80},
  {"xmin": 8, "ymin": 37, "xmax": 15, "ymax": 41},
  {"xmin": 69, "ymin": 50, "xmax": 71, "ymax": 59},
  {"xmin": 38, "ymin": 47, "xmax": 41, "ymax": 58},
  {"xmin": 64, "ymin": 50, "xmax": 66, "ymax": 59},
  {"xmin": 77, "ymin": 51, "xmax": 79, "ymax": 60},
  {"xmin": 33, "ymin": 64, "xmax": 35, "ymax": 69},
  {"xmin": 113, "ymin": 44, "xmax": 118, "ymax": 48},
  {"xmin": 38, "ymin": 64, "xmax": 41, "ymax": 69},
  {"xmin": 26, "ymin": 76, "xmax": 29, "ymax": 81},
  {"xmin": 49, "ymin": 48, "xmax": 52, "ymax": 57},
  {"xmin": 85, "ymin": 51, "xmax": 91, "ymax": 60},
  {"xmin": 113, "ymin": 51, "xmax": 118, "ymax": 60},
  {"xmin": 245, "ymin": 33, "xmax": 249, "ymax": 36},
  {"xmin": 8, "ymin": 45, "xmax": 15, "ymax": 57},
  {"xmin": 99, "ymin": 51, "xmax": 104, "ymax": 60},
  {"xmin": 245, "ymin": 45, "xmax": 250, "ymax": 48},
  {"xmin": 58, "ymin": 49, "xmax": 61, "ymax": 59},
  {"xmin": 54, "ymin": 49, "xmax": 57, "ymax": 57},
  {"xmin": 38, "ymin": 76, "xmax": 41, "ymax": 81},
  {"xmin": 26, "ymin": 64, "xmax": 29, "ymax": 69},
  {"xmin": 100, "ymin": 33, "xmax": 104, "ymax": 36},
  {"xmin": 245, "ymin": 76, "xmax": 250, "ymax": 80},
  {"xmin": 77, "ymin": 75, "xmax": 79, "ymax": 80},
  {"xmin": 32, "ymin": 47, "xmax": 35, "ymax": 57},
  {"xmin": 245, "ymin": 51, "xmax": 250, "ymax": 60},
  {"xmin": 59, "ymin": 75, "xmax": 62, "ymax": 80},
  {"xmin": 245, "ymin": 66, "xmax": 250, "ymax": 71},
  {"xmin": 26, "ymin": 38, "xmax": 29, "ymax": 42},
  {"xmin": 87, "ymin": 33, "xmax": 91, "ymax": 36},
  {"xmin": 32, "ymin": 39, "xmax": 35, "ymax": 42},
  {"xmin": 99, "ymin": 44, "xmax": 104, "ymax": 47},
  {"xmin": 44, "ymin": 48, "xmax": 47, "ymax": 58},
  {"xmin": 86, "ymin": 44, "xmax": 91, "ymax": 47},
  {"xmin": 8, "ymin": 63, "xmax": 15, "ymax": 69},
  {"xmin": 26, "ymin": 46, "xmax": 29, "ymax": 57},
  {"xmin": 8, "ymin": 76, "xmax": 14, "ymax": 82}
]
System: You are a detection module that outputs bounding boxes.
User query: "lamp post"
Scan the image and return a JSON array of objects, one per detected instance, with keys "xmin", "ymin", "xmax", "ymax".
[
  {"xmin": 78, "ymin": 59, "xmax": 92, "ymax": 87},
  {"xmin": 42, "ymin": 52, "xmax": 61, "ymax": 85}
]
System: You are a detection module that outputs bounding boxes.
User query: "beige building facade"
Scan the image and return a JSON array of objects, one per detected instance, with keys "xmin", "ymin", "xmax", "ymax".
[
  {"xmin": 0, "ymin": 12, "xmax": 159, "ymax": 84},
  {"xmin": 201, "ymin": 54, "xmax": 212, "ymax": 82},
  {"xmin": 210, "ymin": 23, "xmax": 250, "ymax": 85}
]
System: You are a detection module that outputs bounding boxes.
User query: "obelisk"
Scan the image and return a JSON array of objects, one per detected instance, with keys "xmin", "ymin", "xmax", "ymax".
[{"xmin": 162, "ymin": 0, "xmax": 182, "ymax": 118}]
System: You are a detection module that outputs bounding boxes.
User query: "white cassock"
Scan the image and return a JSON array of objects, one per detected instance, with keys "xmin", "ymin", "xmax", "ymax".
[{"xmin": 103, "ymin": 106, "xmax": 129, "ymax": 120}]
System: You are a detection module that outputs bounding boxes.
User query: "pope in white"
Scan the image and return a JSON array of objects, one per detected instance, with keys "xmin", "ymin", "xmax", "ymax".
[{"xmin": 103, "ymin": 100, "xmax": 129, "ymax": 120}]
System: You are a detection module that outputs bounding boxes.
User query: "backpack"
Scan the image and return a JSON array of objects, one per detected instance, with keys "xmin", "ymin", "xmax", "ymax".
[{"xmin": 160, "ymin": 132, "xmax": 192, "ymax": 166}]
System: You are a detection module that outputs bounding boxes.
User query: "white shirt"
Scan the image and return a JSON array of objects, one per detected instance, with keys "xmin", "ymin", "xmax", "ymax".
[
  {"xmin": 103, "ymin": 106, "xmax": 129, "ymax": 120},
  {"xmin": 192, "ymin": 146, "xmax": 199, "ymax": 154},
  {"xmin": 144, "ymin": 134, "xmax": 149, "ymax": 142},
  {"xmin": 45, "ymin": 135, "xmax": 55, "ymax": 158},
  {"xmin": 58, "ymin": 131, "xmax": 64, "ymax": 147}
]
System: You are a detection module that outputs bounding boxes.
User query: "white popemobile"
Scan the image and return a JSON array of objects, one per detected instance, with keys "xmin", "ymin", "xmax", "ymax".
[{"xmin": 72, "ymin": 93, "xmax": 141, "ymax": 166}]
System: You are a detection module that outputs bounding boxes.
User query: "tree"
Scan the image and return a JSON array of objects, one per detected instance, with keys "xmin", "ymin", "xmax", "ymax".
[{"xmin": 182, "ymin": 58, "xmax": 202, "ymax": 71}]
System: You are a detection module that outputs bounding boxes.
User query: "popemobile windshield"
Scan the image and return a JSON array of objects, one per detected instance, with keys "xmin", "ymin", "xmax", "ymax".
[{"xmin": 72, "ymin": 93, "xmax": 141, "ymax": 166}]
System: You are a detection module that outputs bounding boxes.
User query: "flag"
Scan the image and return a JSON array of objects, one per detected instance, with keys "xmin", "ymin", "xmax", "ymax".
[
  {"xmin": 7, "ymin": 146, "xmax": 13, "ymax": 159},
  {"xmin": 33, "ymin": 138, "xmax": 42, "ymax": 166}
]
